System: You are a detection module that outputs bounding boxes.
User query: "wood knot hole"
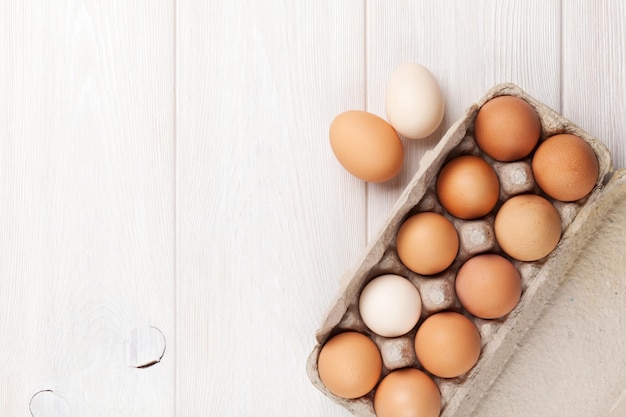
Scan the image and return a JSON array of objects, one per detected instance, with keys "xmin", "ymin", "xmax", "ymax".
[
  {"xmin": 29, "ymin": 390, "xmax": 71, "ymax": 417},
  {"xmin": 127, "ymin": 325, "xmax": 166, "ymax": 368}
]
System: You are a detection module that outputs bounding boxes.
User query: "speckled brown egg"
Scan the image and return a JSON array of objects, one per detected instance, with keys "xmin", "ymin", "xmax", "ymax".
[
  {"xmin": 374, "ymin": 368, "xmax": 441, "ymax": 417},
  {"xmin": 330, "ymin": 110, "xmax": 404, "ymax": 182},
  {"xmin": 474, "ymin": 95, "xmax": 541, "ymax": 161},
  {"xmin": 396, "ymin": 212, "xmax": 459, "ymax": 275},
  {"xmin": 317, "ymin": 332, "xmax": 382, "ymax": 399},
  {"xmin": 414, "ymin": 312, "xmax": 481, "ymax": 378},
  {"xmin": 436, "ymin": 155, "xmax": 500, "ymax": 219},
  {"xmin": 532, "ymin": 133, "xmax": 599, "ymax": 202},
  {"xmin": 494, "ymin": 194, "xmax": 561, "ymax": 261}
]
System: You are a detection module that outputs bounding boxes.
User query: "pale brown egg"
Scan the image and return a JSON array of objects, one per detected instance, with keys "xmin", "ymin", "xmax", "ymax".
[
  {"xmin": 436, "ymin": 155, "xmax": 500, "ymax": 219},
  {"xmin": 329, "ymin": 110, "xmax": 404, "ymax": 182},
  {"xmin": 532, "ymin": 133, "xmax": 599, "ymax": 202},
  {"xmin": 414, "ymin": 312, "xmax": 481, "ymax": 378},
  {"xmin": 374, "ymin": 368, "xmax": 441, "ymax": 417},
  {"xmin": 455, "ymin": 254, "xmax": 522, "ymax": 319},
  {"xmin": 385, "ymin": 63, "xmax": 445, "ymax": 140},
  {"xmin": 396, "ymin": 212, "xmax": 459, "ymax": 275},
  {"xmin": 494, "ymin": 194, "xmax": 561, "ymax": 261},
  {"xmin": 474, "ymin": 95, "xmax": 541, "ymax": 161},
  {"xmin": 317, "ymin": 332, "xmax": 382, "ymax": 399},
  {"xmin": 359, "ymin": 274, "xmax": 422, "ymax": 338}
]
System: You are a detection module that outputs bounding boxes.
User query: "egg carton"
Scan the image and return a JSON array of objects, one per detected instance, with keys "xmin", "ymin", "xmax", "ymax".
[{"xmin": 306, "ymin": 83, "xmax": 626, "ymax": 417}]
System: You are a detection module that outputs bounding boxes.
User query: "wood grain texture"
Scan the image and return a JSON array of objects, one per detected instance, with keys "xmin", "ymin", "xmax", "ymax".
[
  {"xmin": 0, "ymin": 1, "xmax": 175, "ymax": 415},
  {"xmin": 365, "ymin": 0, "xmax": 561, "ymax": 239},
  {"xmin": 0, "ymin": 1, "xmax": 625, "ymax": 416},
  {"xmin": 562, "ymin": 0, "xmax": 626, "ymax": 169},
  {"xmin": 175, "ymin": 1, "xmax": 364, "ymax": 416}
]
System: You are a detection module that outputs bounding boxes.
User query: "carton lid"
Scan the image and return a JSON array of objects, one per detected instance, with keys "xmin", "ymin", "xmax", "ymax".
[{"xmin": 474, "ymin": 167, "xmax": 626, "ymax": 416}]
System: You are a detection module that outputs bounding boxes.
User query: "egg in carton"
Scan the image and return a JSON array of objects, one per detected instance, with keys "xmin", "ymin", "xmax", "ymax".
[{"xmin": 306, "ymin": 83, "xmax": 626, "ymax": 417}]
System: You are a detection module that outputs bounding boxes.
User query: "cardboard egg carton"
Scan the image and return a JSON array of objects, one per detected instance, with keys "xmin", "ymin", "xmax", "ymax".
[{"xmin": 307, "ymin": 83, "xmax": 626, "ymax": 417}]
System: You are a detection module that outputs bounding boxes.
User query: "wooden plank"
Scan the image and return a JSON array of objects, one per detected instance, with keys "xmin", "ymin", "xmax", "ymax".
[
  {"xmin": 562, "ymin": 0, "xmax": 626, "ymax": 168},
  {"xmin": 175, "ymin": 1, "xmax": 364, "ymax": 416},
  {"xmin": 365, "ymin": 0, "xmax": 561, "ymax": 239},
  {"xmin": 0, "ymin": 1, "xmax": 175, "ymax": 415}
]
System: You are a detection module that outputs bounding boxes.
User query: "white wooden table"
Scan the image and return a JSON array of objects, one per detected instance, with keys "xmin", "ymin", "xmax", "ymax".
[{"xmin": 1, "ymin": 1, "xmax": 625, "ymax": 416}]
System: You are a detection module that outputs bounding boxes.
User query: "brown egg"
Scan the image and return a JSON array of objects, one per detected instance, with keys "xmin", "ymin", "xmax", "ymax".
[
  {"xmin": 532, "ymin": 133, "xmax": 599, "ymax": 202},
  {"xmin": 474, "ymin": 95, "xmax": 541, "ymax": 161},
  {"xmin": 455, "ymin": 254, "xmax": 522, "ymax": 319},
  {"xmin": 374, "ymin": 368, "xmax": 441, "ymax": 417},
  {"xmin": 494, "ymin": 194, "xmax": 561, "ymax": 261},
  {"xmin": 396, "ymin": 212, "xmax": 459, "ymax": 275},
  {"xmin": 329, "ymin": 110, "xmax": 404, "ymax": 182},
  {"xmin": 436, "ymin": 155, "xmax": 500, "ymax": 219},
  {"xmin": 317, "ymin": 332, "xmax": 382, "ymax": 399},
  {"xmin": 414, "ymin": 312, "xmax": 481, "ymax": 378}
]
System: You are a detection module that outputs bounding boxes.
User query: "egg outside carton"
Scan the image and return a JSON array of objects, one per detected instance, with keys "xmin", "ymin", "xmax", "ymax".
[{"xmin": 306, "ymin": 83, "xmax": 626, "ymax": 417}]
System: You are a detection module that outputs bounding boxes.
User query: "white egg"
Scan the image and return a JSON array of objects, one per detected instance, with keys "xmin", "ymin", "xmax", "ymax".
[
  {"xmin": 385, "ymin": 63, "xmax": 445, "ymax": 140},
  {"xmin": 358, "ymin": 274, "xmax": 422, "ymax": 338}
]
